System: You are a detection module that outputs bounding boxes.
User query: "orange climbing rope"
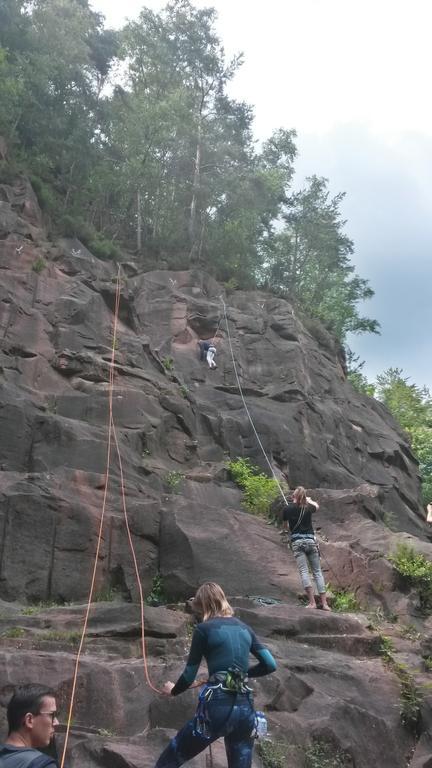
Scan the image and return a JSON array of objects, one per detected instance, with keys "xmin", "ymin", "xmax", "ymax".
[
  {"xmin": 110, "ymin": 399, "xmax": 162, "ymax": 695},
  {"xmin": 60, "ymin": 268, "xmax": 165, "ymax": 768}
]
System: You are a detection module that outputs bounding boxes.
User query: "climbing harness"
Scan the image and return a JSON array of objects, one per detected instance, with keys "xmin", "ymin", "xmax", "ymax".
[
  {"xmin": 193, "ymin": 668, "xmax": 255, "ymax": 742},
  {"xmin": 209, "ymin": 667, "xmax": 253, "ymax": 695}
]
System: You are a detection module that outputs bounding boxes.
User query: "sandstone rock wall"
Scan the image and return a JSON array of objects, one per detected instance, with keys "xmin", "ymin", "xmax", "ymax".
[{"xmin": 1, "ymin": 177, "xmax": 431, "ymax": 767}]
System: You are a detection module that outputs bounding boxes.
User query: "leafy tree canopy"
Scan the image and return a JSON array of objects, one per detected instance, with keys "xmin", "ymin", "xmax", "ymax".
[
  {"xmin": 349, "ymin": 363, "xmax": 432, "ymax": 503},
  {"xmin": 0, "ymin": 0, "xmax": 376, "ymax": 342}
]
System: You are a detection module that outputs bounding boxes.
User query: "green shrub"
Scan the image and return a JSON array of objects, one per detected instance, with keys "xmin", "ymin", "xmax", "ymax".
[
  {"xmin": 30, "ymin": 175, "xmax": 56, "ymax": 211},
  {"xmin": 165, "ymin": 471, "xmax": 184, "ymax": 492},
  {"xmin": 88, "ymin": 233, "xmax": 121, "ymax": 261},
  {"xmin": 32, "ymin": 256, "xmax": 46, "ymax": 274},
  {"xmin": 227, "ymin": 458, "xmax": 282, "ymax": 517},
  {"xmin": 379, "ymin": 635, "xmax": 395, "ymax": 662},
  {"xmin": 424, "ymin": 656, "xmax": 432, "ymax": 672},
  {"xmin": 388, "ymin": 543, "xmax": 432, "ymax": 613},
  {"xmin": 330, "ymin": 588, "xmax": 361, "ymax": 613},
  {"xmin": 162, "ymin": 356, "xmax": 174, "ymax": 371},
  {"xmin": 395, "ymin": 663, "xmax": 422, "ymax": 732},
  {"xmin": 145, "ymin": 573, "xmax": 166, "ymax": 606},
  {"xmin": 0, "ymin": 161, "xmax": 18, "ymax": 185},
  {"xmin": 60, "ymin": 214, "xmax": 96, "ymax": 242},
  {"xmin": 59, "ymin": 216, "xmax": 121, "ymax": 261},
  {"xmin": 304, "ymin": 741, "xmax": 350, "ymax": 768},
  {"xmin": 223, "ymin": 277, "xmax": 239, "ymax": 294},
  {"xmin": 377, "ymin": 634, "xmax": 422, "ymax": 732}
]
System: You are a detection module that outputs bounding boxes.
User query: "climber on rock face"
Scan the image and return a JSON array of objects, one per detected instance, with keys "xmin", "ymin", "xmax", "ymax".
[
  {"xmin": 155, "ymin": 582, "xmax": 276, "ymax": 768},
  {"xmin": 197, "ymin": 339, "xmax": 217, "ymax": 369},
  {"xmin": 427, "ymin": 502, "xmax": 432, "ymax": 523},
  {"xmin": 281, "ymin": 486, "xmax": 331, "ymax": 611},
  {"xmin": 0, "ymin": 684, "xmax": 59, "ymax": 768}
]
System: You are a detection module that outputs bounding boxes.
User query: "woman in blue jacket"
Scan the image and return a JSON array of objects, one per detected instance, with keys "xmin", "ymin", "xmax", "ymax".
[{"xmin": 155, "ymin": 582, "xmax": 277, "ymax": 768}]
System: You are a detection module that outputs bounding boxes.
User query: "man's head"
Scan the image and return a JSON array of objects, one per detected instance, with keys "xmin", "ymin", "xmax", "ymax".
[{"xmin": 7, "ymin": 684, "xmax": 59, "ymax": 747}]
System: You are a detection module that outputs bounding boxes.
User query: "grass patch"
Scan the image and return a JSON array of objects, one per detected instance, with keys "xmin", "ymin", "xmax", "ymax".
[
  {"xmin": 366, "ymin": 606, "xmax": 398, "ymax": 632},
  {"xmin": 399, "ymin": 623, "xmax": 421, "ymax": 642},
  {"xmin": 227, "ymin": 458, "xmax": 283, "ymax": 517},
  {"xmin": 378, "ymin": 633, "xmax": 422, "ymax": 732},
  {"xmin": 388, "ymin": 543, "xmax": 432, "ymax": 613},
  {"xmin": 22, "ymin": 600, "xmax": 64, "ymax": 615},
  {"xmin": 2, "ymin": 627, "xmax": 25, "ymax": 638},
  {"xmin": 41, "ymin": 630, "xmax": 81, "ymax": 643},
  {"xmin": 382, "ymin": 509, "xmax": 395, "ymax": 529},
  {"xmin": 32, "ymin": 256, "xmax": 46, "ymax": 274},
  {"xmin": 257, "ymin": 739, "xmax": 289, "ymax": 768},
  {"xmin": 378, "ymin": 635, "xmax": 396, "ymax": 662},
  {"xmin": 329, "ymin": 588, "xmax": 361, "ymax": 613},
  {"xmin": 93, "ymin": 586, "xmax": 122, "ymax": 603},
  {"xmin": 304, "ymin": 740, "xmax": 350, "ymax": 768}
]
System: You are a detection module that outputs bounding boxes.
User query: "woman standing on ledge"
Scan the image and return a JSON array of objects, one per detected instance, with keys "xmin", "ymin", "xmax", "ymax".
[
  {"xmin": 155, "ymin": 582, "xmax": 276, "ymax": 768},
  {"xmin": 282, "ymin": 486, "xmax": 331, "ymax": 611}
]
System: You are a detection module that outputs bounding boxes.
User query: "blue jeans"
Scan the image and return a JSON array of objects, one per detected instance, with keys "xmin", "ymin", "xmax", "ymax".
[
  {"xmin": 155, "ymin": 689, "xmax": 255, "ymax": 768},
  {"xmin": 292, "ymin": 538, "xmax": 326, "ymax": 593}
]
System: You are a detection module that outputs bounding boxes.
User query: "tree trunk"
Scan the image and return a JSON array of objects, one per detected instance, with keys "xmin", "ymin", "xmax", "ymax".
[
  {"xmin": 189, "ymin": 118, "xmax": 202, "ymax": 263},
  {"xmin": 137, "ymin": 188, "xmax": 142, "ymax": 253}
]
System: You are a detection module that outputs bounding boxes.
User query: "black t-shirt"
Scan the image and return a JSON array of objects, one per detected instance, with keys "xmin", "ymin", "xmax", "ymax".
[{"xmin": 282, "ymin": 502, "xmax": 316, "ymax": 536}]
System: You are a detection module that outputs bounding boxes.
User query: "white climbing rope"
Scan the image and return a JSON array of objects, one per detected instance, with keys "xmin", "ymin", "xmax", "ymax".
[{"xmin": 220, "ymin": 296, "xmax": 288, "ymax": 505}]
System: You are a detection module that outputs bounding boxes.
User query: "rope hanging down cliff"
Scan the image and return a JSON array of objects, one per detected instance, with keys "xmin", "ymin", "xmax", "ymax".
[
  {"xmin": 219, "ymin": 296, "xmax": 288, "ymax": 505},
  {"xmin": 60, "ymin": 268, "xmax": 167, "ymax": 768},
  {"xmin": 219, "ymin": 295, "xmax": 343, "ymax": 591}
]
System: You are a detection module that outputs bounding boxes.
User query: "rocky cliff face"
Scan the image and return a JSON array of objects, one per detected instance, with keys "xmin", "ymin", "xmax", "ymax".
[{"xmin": 0, "ymin": 177, "xmax": 431, "ymax": 767}]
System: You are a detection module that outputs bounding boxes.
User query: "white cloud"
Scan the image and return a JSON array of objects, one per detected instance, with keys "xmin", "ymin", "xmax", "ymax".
[{"xmin": 92, "ymin": 0, "xmax": 432, "ymax": 139}]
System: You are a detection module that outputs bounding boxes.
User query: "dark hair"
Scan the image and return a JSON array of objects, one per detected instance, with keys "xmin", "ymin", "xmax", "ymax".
[{"xmin": 7, "ymin": 684, "xmax": 55, "ymax": 733}]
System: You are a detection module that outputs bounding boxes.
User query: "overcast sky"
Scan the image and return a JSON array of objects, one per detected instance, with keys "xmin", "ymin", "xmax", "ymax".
[{"xmin": 91, "ymin": 0, "xmax": 432, "ymax": 389}]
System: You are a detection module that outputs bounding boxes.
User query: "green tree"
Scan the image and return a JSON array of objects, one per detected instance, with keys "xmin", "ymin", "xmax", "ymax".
[
  {"xmin": 346, "ymin": 350, "xmax": 376, "ymax": 397},
  {"xmin": 375, "ymin": 368, "xmax": 432, "ymax": 430},
  {"xmin": 261, "ymin": 175, "xmax": 379, "ymax": 341},
  {"xmin": 376, "ymin": 368, "xmax": 432, "ymax": 502},
  {"xmin": 117, "ymin": 1, "xmax": 259, "ymax": 265},
  {"xmin": 0, "ymin": 46, "xmax": 23, "ymax": 141},
  {"xmin": 0, "ymin": 0, "xmax": 119, "ymax": 222}
]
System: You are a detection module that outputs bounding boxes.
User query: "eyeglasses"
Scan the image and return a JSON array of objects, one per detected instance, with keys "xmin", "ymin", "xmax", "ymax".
[{"xmin": 38, "ymin": 711, "xmax": 59, "ymax": 723}]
